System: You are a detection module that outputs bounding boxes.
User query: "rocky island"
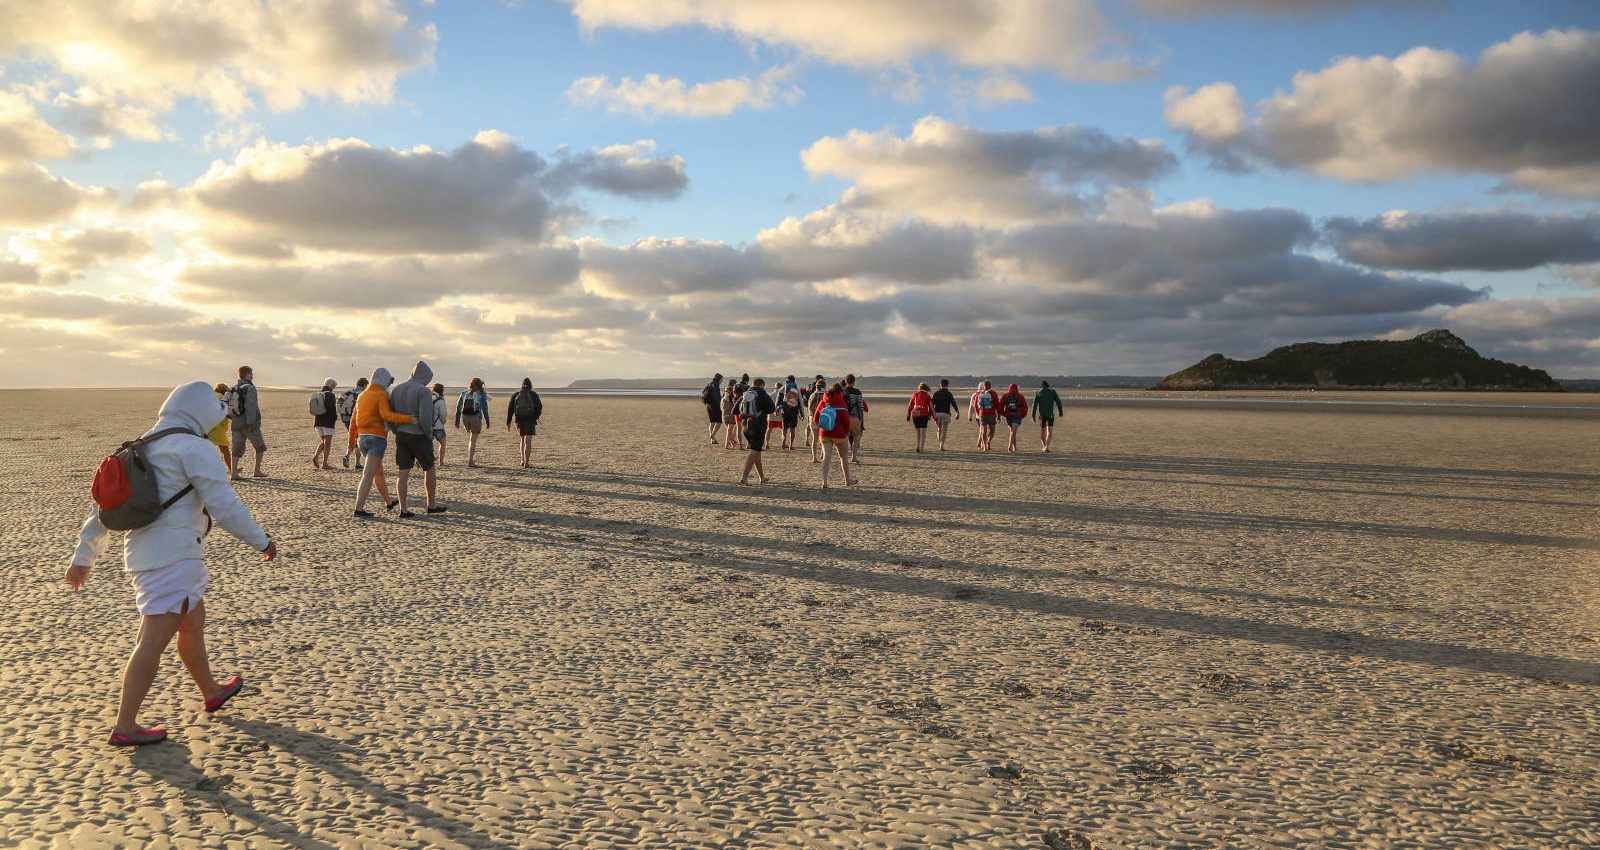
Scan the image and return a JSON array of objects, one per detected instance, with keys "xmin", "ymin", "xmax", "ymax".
[{"xmin": 1155, "ymin": 330, "xmax": 1561, "ymax": 391}]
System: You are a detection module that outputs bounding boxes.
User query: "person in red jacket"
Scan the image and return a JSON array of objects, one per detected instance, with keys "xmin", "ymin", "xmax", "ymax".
[
  {"xmin": 999, "ymin": 383, "xmax": 1030, "ymax": 453},
  {"xmin": 813, "ymin": 383, "xmax": 856, "ymax": 489},
  {"xmin": 905, "ymin": 382, "xmax": 934, "ymax": 453}
]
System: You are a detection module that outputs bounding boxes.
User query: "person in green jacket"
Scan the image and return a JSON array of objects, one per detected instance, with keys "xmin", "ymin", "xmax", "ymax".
[{"xmin": 1032, "ymin": 381, "xmax": 1065, "ymax": 453}]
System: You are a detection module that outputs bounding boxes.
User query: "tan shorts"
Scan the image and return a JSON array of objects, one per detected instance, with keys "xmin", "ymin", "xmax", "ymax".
[
  {"xmin": 461, "ymin": 414, "xmax": 483, "ymax": 435},
  {"xmin": 847, "ymin": 418, "xmax": 863, "ymax": 439},
  {"xmin": 933, "ymin": 412, "xmax": 952, "ymax": 425}
]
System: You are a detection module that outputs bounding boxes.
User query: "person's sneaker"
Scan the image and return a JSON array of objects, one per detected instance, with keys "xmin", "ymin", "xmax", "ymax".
[
  {"xmin": 399, "ymin": 510, "xmax": 416, "ymax": 519},
  {"xmin": 341, "ymin": 455, "xmax": 350, "ymax": 468},
  {"xmin": 426, "ymin": 505, "xmax": 448, "ymax": 514},
  {"xmin": 354, "ymin": 463, "xmax": 364, "ymax": 471},
  {"xmin": 353, "ymin": 509, "xmax": 374, "ymax": 518}
]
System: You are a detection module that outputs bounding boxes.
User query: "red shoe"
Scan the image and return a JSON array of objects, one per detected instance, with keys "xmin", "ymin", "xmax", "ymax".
[
  {"xmin": 108, "ymin": 727, "xmax": 167, "ymax": 746},
  {"xmin": 205, "ymin": 675, "xmax": 244, "ymax": 712}
]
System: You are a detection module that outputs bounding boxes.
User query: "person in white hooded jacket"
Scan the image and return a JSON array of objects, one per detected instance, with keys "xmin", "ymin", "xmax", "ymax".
[{"xmin": 66, "ymin": 381, "xmax": 277, "ymax": 746}]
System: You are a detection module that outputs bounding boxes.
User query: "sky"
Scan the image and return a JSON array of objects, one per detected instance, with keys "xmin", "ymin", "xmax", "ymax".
[{"xmin": 1, "ymin": 0, "xmax": 1598, "ymax": 388}]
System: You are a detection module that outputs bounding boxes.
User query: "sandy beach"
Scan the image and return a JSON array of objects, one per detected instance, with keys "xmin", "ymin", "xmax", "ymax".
[{"xmin": 2, "ymin": 388, "xmax": 1596, "ymax": 849}]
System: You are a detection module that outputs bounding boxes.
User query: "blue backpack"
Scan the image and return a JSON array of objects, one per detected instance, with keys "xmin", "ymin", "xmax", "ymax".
[{"xmin": 816, "ymin": 406, "xmax": 840, "ymax": 432}]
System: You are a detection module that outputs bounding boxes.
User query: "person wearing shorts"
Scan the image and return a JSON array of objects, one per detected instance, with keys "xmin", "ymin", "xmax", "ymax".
[
  {"xmin": 813, "ymin": 384, "xmax": 856, "ymax": 489},
  {"xmin": 970, "ymin": 381, "xmax": 999, "ymax": 452},
  {"xmin": 312, "ymin": 378, "xmax": 338, "ymax": 469},
  {"xmin": 351, "ymin": 366, "xmax": 412, "ymax": 517},
  {"xmin": 210, "ymin": 383, "xmax": 233, "ymax": 470},
  {"xmin": 1033, "ymin": 380, "xmax": 1064, "ymax": 453},
  {"xmin": 389, "ymin": 361, "xmax": 447, "ymax": 517},
  {"xmin": 720, "ymin": 380, "xmax": 739, "ymax": 450},
  {"xmin": 703, "ymin": 373, "xmax": 724, "ymax": 444},
  {"xmin": 905, "ymin": 382, "xmax": 933, "ymax": 453},
  {"xmin": 739, "ymin": 378, "xmax": 776, "ymax": 485},
  {"xmin": 843, "ymin": 373, "xmax": 868, "ymax": 462},
  {"xmin": 228, "ymin": 365, "xmax": 266, "ymax": 480},
  {"xmin": 506, "ymin": 377, "xmax": 543, "ymax": 469},
  {"xmin": 455, "ymin": 377, "xmax": 491, "ymax": 468}
]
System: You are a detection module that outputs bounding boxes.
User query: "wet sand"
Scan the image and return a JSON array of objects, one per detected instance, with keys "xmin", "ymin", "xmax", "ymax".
[{"xmin": 2, "ymin": 389, "xmax": 1597, "ymax": 849}]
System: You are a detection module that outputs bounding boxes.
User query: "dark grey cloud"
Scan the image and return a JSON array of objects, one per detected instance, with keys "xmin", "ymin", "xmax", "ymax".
[
  {"xmin": 1165, "ymin": 29, "xmax": 1600, "ymax": 196},
  {"xmin": 1326, "ymin": 210, "xmax": 1600, "ymax": 272},
  {"xmin": 193, "ymin": 132, "xmax": 686, "ymax": 255}
]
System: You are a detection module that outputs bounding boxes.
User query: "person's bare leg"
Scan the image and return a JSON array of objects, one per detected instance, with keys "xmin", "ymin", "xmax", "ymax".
[
  {"xmin": 821, "ymin": 441, "xmax": 833, "ymax": 488},
  {"xmin": 424, "ymin": 467, "xmax": 437, "ymax": 509},
  {"xmin": 1008, "ymin": 425, "xmax": 1018, "ymax": 453},
  {"xmin": 1041, "ymin": 424, "xmax": 1051, "ymax": 452},
  {"xmin": 839, "ymin": 447, "xmax": 855, "ymax": 485},
  {"xmin": 355, "ymin": 458, "xmax": 378, "ymax": 510},
  {"xmin": 115, "ymin": 613, "xmax": 183, "ymax": 735},
  {"xmin": 252, "ymin": 447, "xmax": 266, "ymax": 477},
  {"xmin": 397, "ymin": 468, "xmax": 411, "ymax": 513},
  {"xmin": 374, "ymin": 460, "xmax": 391, "ymax": 503},
  {"xmin": 219, "ymin": 445, "xmax": 232, "ymax": 470},
  {"xmin": 740, "ymin": 451, "xmax": 757, "ymax": 484},
  {"xmin": 437, "ymin": 436, "xmax": 446, "ymax": 469},
  {"xmin": 755, "ymin": 451, "xmax": 767, "ymax": 483},
  {"xmin": 175, "ymin": 600, "xmax": 223, "ymax": 698},
  {"xmin": 467, "ymin": 430, "xmax": 480, "ymax": 466}
]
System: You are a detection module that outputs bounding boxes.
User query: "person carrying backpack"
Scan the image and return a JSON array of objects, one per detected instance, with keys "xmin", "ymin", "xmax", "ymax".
[
  {"xmin": 843, "ymin": 373, "xmax": 869, "ymax": 462},
  {"xmin": 777, "ymin": 375, "xmax": 804, "ymax": 450},
  {"xmin": 228, "ymin": 365, "xmax": 266, "ymax": 481},
  {"xmin": 813, "ymin": 383, "xmax": 856, "ymax": 490},
  {"xmin": 310, "ymin": 378, "xmax": 338, "ymax": 469},
  {"xmin": 338, "ymin": 377, "xmax": 367, "ymax": 468},
  {"xmin": 720, "ymin": 379, "xmax": 740, "ymax": 450},
  {"xmin": 739, "ymin": 377, "xmax": 778, "ymax": 485},
  {"xmin": 807, "ymin": 376, "xmax": 827, "ymax": 461},
  {"xmin": 702, "ymin": 373, "xmax": 724, "ymax": 444},
  {"xmin": 969, "ymin": 380, "xmax": 1000, "ymax": 452},
  {"xmin": 905, "ymin": 382, "xmax": 934, "ymax": 453},
  {"xmin": 431, "ymin": 382, "xmax": 449, "ymax": 469},
  {"xmin": 455, "ymin": 377, "xmax": 492, "ymax": 467},
  {"xmin": 506, "ymin": 377, "xmax": 543, "ymax": 469},
  {"xmin": 1032, "ymin": 380, "xmax": 1065, "ymax": 453},
  {"xmin": 999, "ymin": 383, "xmax": 1030, "ymax": 453},
  {"xmin": 67, "ymin": 381, "xmax": 277, "ymax": 746}
]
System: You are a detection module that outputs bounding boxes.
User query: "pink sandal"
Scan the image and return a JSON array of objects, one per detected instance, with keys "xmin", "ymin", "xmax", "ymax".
[
  {"xmin": 108, "ymin": 727, "xmax": 167, "ymax": 747},
  {"xmin": 205, "ymin": 675, "xmax": 244, "ymax": 712}
]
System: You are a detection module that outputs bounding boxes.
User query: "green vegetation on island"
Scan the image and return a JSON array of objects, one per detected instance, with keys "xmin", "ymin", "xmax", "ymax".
[{"xmin": 1155, "ymin": 330, "xmax": 1562, "ymax": 391}]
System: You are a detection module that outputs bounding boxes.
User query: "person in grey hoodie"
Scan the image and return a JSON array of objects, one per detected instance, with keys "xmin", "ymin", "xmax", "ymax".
[
  {"xmin": 229, "ymin": 365, "xmax": 266, "ymax": 481},
  {"xmin": 386, "ymin": 360, "xmax": 446, "ymax": 518}
]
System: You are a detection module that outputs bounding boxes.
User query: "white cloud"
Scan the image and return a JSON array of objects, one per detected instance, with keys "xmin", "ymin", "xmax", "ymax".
[
  {"xmin": 560, "ymin": 0, "xmax": 1142, "ymax": 81},
  {"xmin": 1167, "ymin": 29, "xmax": 1600, "ymax": 195},
  {"xmin": 51, "ymin": 87, "xmax": 165, "ymax": 146},
  {"xmin": 566, "ymin": 66, "xmax": 801, "ymax": 118},
  {"xmin": 0, "ymin": 163, "xmax": 109, "ymax": 227},
  {"xmin": 0, "ymin": 90, "xmax": 74, "ymax": 162},
  {"xmin": 1140, "ymin": 0, "xmax": 1421, "ymax": 17},
  {"xmin": 802, "ymin": 116, "xmax": 1175, "ymax": 225},
  {"xmin": 966, "ymin": 74, "xmax": 1034, "ymax": 106},
  {"xmin": 20, "ymin": 226, "xmax": 152, "ymax": 275},
  {"xmin": 0, "ymin": 0, "xmax": 436, "ymax": 129}
]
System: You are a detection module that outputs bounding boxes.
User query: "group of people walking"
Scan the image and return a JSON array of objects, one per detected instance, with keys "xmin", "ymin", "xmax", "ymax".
[{"xmin": 702, "ymin": 373, "xmax": 1067, "ymax": 488}]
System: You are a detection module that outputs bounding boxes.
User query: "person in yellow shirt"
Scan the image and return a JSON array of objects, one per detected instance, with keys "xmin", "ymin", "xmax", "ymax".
[
  {"xmin": 352, "ymin": 367, "xmax": 414, "ymax": 517},
  {"xmin": 210, "ymin": 383, "xmax": 232, "ymax": 469}
]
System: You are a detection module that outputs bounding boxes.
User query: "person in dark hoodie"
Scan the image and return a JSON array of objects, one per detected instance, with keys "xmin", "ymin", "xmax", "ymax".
[
  {"xmin": 506, "ymin": 377, "xmax": 543, "ymax": 469},
  {"xmin": 387, "ymin": 361, "xmax": 446, "ymax": 518},
  {"xmin": 739, "ymin": 377, "xmax": 776, "ymax": 485},
  {"xmin": 702, "ymin": 372, "xmax": 724, "ymax": 444}
]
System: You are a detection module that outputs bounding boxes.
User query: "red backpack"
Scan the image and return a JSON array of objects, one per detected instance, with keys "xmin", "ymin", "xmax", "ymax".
[
  {"xmin": 910, "ymin": 391, "xmax": 932, "ymax": 418},
  {"xmin": 91, "ymin": 429, "xmax": 196, "ymax": 531}
]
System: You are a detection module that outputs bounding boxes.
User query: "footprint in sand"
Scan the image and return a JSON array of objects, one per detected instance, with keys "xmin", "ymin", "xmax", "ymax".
[
  {"xmin": 1043, "ymin": 828, "xmax": 1096, "ymax": 850},
  {"xmin": 799, "ymin": 596, "xmax": 824, "ymax": 607},
  {"xmin": 857, "ymin": 634, "xmax": 895, "ymax": 649},
  {"xmin": 949, "ymin": 585, "xmax": 983, "ymax": 600},
  {"xmin": 912, "ymin": 719, "xmax": 959, "ymax": 739},
  {"xmin": 1200, "ymin": 672, "xmax": 1247, "ymax": 694},
  {"xmin": 1079, "ymin": 620, "xmax": 1112, "ymax": 633},
  {"xmin": 993, "ymin": 679, "xmax": 1038, "ymax": 699},
  {"xmin": 746, "ymin": 648, "xmax": 774, "ymax": 664}
]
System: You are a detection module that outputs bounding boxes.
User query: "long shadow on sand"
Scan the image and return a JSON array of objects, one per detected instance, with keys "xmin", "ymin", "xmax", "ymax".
[
  {"xmin": 495, "ymin": 466, "xmax": 1600, "ymax": 552},
  {"xmin": 450, "ymin": 491, "xmax": 1598, "ymax": 686}
]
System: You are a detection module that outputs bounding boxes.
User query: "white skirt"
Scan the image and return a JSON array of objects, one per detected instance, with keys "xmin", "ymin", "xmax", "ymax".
[{"xmin": 131, "ymin": 558, "xmax": 208, "ymax": 616}]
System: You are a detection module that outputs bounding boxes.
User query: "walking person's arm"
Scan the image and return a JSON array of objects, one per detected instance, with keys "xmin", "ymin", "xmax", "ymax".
[
  {"xmin": 66, "ymin": 509, "xmax": 111, "ymax": 589},
  {"xmin": 181, "ymin": 442, "xmax": 273, "ymax": 554}
]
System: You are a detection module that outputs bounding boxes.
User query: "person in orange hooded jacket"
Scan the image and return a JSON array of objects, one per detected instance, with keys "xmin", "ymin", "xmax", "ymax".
[{"xmin": 351, "ymin": 367, "xmax": 415, "ymax": 517}]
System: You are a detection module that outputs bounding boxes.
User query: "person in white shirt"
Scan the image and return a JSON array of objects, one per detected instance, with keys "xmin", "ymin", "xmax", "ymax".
[{"xmin": 66, "ymin": 381, "xmax": 277, "ymax": 746}]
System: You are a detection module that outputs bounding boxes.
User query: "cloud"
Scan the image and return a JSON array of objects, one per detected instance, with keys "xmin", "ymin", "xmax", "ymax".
[
  {"xmin": 566, "ymin": 66, "xmax": 801, "ymax": 118},
  {"xmin": 0, "ymin": 91, "xmax": 74, "ymax": 162},
  {"xmin": 179, "ymin": 246, "xmax": 582, "ymax": 309},
  {"xmin": 548, "ymin": 140, "xmax": 688, "ymax": 200},
  {"xmin": 52, "ymin": 87, "xmax": 165, "ymax": 146},
  {"xmin": 1162, "ymin": 82, "xmax": 1249, "ymax": 170},
  {"xmin": 0, "ymin": 0, "xmax": 436, "ymax": 124},
  {"xmin": 560, "ymin": 0, "xmax": 1142, "ymax": 81},
  {"xmin": 0, "ymin": 257, "xmax": 38, "ymax": 284},
  {"xmin": 21, "ymin": 226, "xmax": 153, "ymax": 275},
  {"xmin": 1165, "ymin": 29, "xmax": 1600, "ymax": 195},
  {"xmin": 1140, "ymin": 0, "xmax": 1419, "ymax": 16},
  {"xmin": 0, "ymin": 163, "xmax": 108, "ymax": 227},
  {"xmin": 965, "ymin": 74, "xmax": 1034, "ymax": 106},
  {"xmin": 191, "ymin": 132, "xmax": 685, "ymax": 255},
  {"xmin": 1556, "ymin": 265, "xmax": 1600, "ymax": 289},
  {"xmin": 1326, "ymin": 210, "xmax": 1600, "ymax": 272},
  {"xmin": 802, "ymin": 116, "xmax": 1176, "ymax": 225}
]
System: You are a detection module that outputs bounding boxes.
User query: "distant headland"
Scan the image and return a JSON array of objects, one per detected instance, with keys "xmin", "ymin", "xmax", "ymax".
[{"xmin": 1155, "ymin": 330, "xmax": 1563, "ymax": 392}]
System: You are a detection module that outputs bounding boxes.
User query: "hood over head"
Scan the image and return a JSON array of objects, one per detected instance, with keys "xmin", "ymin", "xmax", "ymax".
[
  {"xmin": 371, "ymin": 367, "xmax": 394, "ymax": 388},
  {"xmin": 521, "ymin": 377, "xmax": 533, "ymax": 389},
  {"xmin": 1008, "ymin": 383, "xmax": 1020, "ymax": 394},
  {"xmin": 150, "ymin": 381, "xmax": 227, "ymax": 437},
  {"xmin": 408, "ymin": 360, "xmax": 433, "ymax": 385}
]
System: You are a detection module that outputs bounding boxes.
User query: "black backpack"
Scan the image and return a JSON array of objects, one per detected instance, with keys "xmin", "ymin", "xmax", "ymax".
[
  {"xmin": 702, "ymin": 383, "xmax": 718, "ymax": 405},
  {"xmin": 462, "ymin": 393, "xmax": 479, "ymax": 416},
  {"xmin": 514, "ymin": 390, "xmax": 538, "ymax": 418}
]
